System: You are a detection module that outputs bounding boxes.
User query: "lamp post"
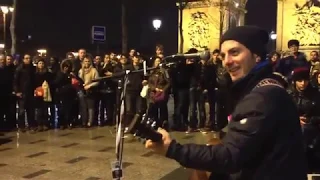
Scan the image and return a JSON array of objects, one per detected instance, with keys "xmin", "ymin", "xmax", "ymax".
[
  {"xmin": 224, "ymin": 0, "xmax": 247, "ymax": 27},
  {"xmin": 0, "ymin": 6, "xmax": 14, "ymax": 52},
  {"xmin": 152, "ymin": 19, "xmax": 162, "ymax": 50},
  {"xmin": 270, "ymin": 31, "xmax": 277, "ymax": 51},
  {"xmin": 270, "ymin": 31, "xmax": 277, "ymax": 40},
  {"xmin": 152, "ymin": 19, "xmax": 162, "ymax": 31},
  {"xmin": 37, "ymin": 49, "xmax": 47, "ymax": 57}
]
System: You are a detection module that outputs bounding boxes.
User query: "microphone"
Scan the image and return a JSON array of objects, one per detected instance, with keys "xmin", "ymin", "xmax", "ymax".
[
  {"xmin": 159, "ymin": 62, "xmax": 176, "ymax": 68},
  {"xmin": 165, "ymin": 50, "xmax": 210, "ymax": 61}
]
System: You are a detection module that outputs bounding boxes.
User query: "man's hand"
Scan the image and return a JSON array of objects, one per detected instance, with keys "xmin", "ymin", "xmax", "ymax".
[
  {"xmin": 155, "ymin": 88, "xmax": 163, "ymax": 92},
  {"xmin": 186, "ymin": 59, "xmax": 194, "ymax": 64},
  {"xmin": 16, "ymin": 92, "xmax": 22, "ymax": 98},
  {"xmin": 145, "ymin": 128, "xmax": 172, "ymax": 156},
  {"xmin": 142, "ymin": 80, "xmax": 148, "ymax": 86},
  {"xmin": 105, "ymin": 71, "xmax": 113, "ymax": 76},
  {"xmin": 300, "ymin": 116, "xmax": 306, "ymax": 125},
  {"xmin": 84, "ymin": 84, "xmax": 91, "ymax": 90}
]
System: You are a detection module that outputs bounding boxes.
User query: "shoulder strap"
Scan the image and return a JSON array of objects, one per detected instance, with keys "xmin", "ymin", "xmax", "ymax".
[{"xmin": 253, "ymin": 78, "xmax": 284, "ymax": 90}]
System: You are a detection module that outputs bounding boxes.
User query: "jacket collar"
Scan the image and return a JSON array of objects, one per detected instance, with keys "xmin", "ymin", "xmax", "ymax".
[{"xmin": 228, "ymin": 61, "xmax": 274, "ymax": 112}]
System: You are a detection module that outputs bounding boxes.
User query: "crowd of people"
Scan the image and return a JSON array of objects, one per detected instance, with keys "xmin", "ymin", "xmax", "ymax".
[
  {"xmin": 0, "ymin": 24, "xmax": 320, "ymax": 178},
  {"xmin": 0, "ymin": 44, "xmax": 223, "ymax": 134},
  {"xmin": 0, "ymin": 40, "xmax": 319, "ymax": 136},
  {"xmin": 146, "ymin": 26, "xmax": 319, "ymax": 179}
]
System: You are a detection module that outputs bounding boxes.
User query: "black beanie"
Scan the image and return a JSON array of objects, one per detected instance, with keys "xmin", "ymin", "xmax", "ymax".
[
  {"xmin": 186, "ymin": 48, "xmax": 198, "ymax": 54},
  {"xmin": 288, "ymin": 39, "xmax": 299, "ymax": 48},
  {"xmin": 220, "ymin": 26, "xmax": 269, "ymax": 59}
]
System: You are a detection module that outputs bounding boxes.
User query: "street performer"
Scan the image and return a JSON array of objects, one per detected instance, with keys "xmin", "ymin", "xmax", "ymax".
[{"xmin": 146, "ymin": 26, "xmax": 307, "ymax": 179}]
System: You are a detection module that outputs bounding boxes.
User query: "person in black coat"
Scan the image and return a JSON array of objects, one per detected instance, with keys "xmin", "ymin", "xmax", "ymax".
[
  {"xmin": 0, "ymin": 54, "xmax": 13, "ymax": 131},
  {"xmin": 288, "ymin": 67, "xmax": 320, "ymax": 173},
  {"xmin": 146, "ymin": 26, "xmax": 307, "ymax": 180},
  {"xmin": 33, "ymin": 59, "xmax": 53, "ymax": 131},
  {"xmin": 123, "ymin": 53, "xmax": 144, "ymax": 129},
  {"xmin": 5, "ymin": 55, "xmax": 18, "ymax": 130},
  {"xmin": 14, "ymin": 54, "xmax": 36, "ymax": 132},
  {"xmin": 275, "ymin": 40, "xmax": 310, "ymax": 80},
  {"xmin": 53, "ymin": 59, "xmax": 77, "ymax": 129}
]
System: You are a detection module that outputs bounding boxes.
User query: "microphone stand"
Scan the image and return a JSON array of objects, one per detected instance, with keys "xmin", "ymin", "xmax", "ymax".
[
  {"xmin": 113, "ymin": 68, "xmax": 152, "ymax": 180},
  {"xmin": 111, "ymin": 69, "xmax": 130, "ymax": 180},
  {"xmin": 93, "ymin": 64, "xmax": 173, "ymax": 180}
]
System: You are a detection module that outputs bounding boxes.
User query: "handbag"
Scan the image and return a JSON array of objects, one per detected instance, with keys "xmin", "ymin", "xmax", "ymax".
[
  {"xmin": 34, "ymin": 86, "xmax": 44, "ymax": 97},
  {"xmin": 42, "ymin": 80, "xmax": 52, "ymax": 102},
  {"xmin": 140, "ymin": 85, "xmax": 149, "ymax": 98},
  {"xmin": 150, "ymin": 78, "xmax": 165, "ymax": 102},
  {"xmin": 149, "ymin": 72, "xmax": 166, "ymax": 102},
  {"xmin": 152, "ymin": 91, "xmax": 165, "ymax": 102}
]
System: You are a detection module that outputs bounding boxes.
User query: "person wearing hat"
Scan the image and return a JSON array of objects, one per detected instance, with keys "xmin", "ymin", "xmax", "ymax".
[
  {"xmin": 276, "ymin": 39, "xmax": 309, "ymax": 79},
  {"xmin": 145, "ymin": 26, "xmax": 307, "ymax": 179},
  {"xmin": 53, "ymin": 59, "xmax": 77, "ymax": 129},
  {"xmin": 289, "ymin": 67, "xmax": 320, "ymax": 172},
  {"xmin": 123, "ymin": 51, "xmax": 145, "ymax": 131},
  {"xmin": 170, "ymin": 48, "xmax": 195, "ymax": 131}
]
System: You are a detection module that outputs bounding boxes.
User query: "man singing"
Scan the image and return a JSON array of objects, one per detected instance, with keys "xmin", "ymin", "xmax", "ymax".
[{"xmin": 146, "ymin": 26, "xmax": 307, "ymax": 180}]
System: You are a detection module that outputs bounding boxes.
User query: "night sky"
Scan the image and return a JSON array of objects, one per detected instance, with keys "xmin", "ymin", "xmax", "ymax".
[{"xmin": 2, "ymin": 0, "xmax": 277, "ymax": 57}]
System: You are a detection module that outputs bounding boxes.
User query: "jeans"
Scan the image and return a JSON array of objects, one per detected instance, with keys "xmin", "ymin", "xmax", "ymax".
[
  {"xmin": 17, "ymin": 96, "xmax": 35, "ymax": 129},
  {"xmin": 124, "ymin": 90, "xmax": 143, "ymax": 126},
  {"xmin": 79, "ymin": 96, "xmax": 95, "ymax": 125},
  {"xmin": 173, "ymin": 88, "xmax": 189, "ymax": 128},
  {"xmin": 148, "ymin": 96, "xmax": 169, "ymax": 127},
  {"xmin": 189, "ymin": 87, "xmax": 206, "ymax": 129}
]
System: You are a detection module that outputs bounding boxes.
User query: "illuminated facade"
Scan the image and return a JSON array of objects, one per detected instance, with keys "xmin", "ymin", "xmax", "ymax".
[
  {"xmin": 276, "ymin": 0, "xmax": 320, "ymax": 54},
  {"xmin": 177, "ymin": 0, "xmax": 247, "ymax": 53}
]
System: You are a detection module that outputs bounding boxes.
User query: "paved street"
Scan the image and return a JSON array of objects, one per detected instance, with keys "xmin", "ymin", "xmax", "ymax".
[
  {"xmin": 1, "ymin": 128, "xmax": 320, "ymax": 180},
  {"xmin": 0, "ymin": 97, "xmax": 319, "ymax": 180},
  {"xmin": 0, "ymin": 126, "xmax": 216, "ymax": 180}
]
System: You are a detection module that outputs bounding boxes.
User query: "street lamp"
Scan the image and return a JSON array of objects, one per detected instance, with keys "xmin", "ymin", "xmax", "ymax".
[
  {"xmin": 37, "ymin": 49, "xmax": 47, "ymax": 57},
  {"xmin": 152, "ymin": 19, "xmax": 162, "ymax": 30},
  {"xmin": 71, "ymin": 52, "xmax": 79, "ymax": 57},
  {"xmin": 270, "ymin": 31, "xmax": 277, "ymax": 40},
  {"xmin": 270, "ymin": 31, "xmax": 277, "ymax": 51},
  {"xmin": 0, "ymin": 6, "xmax": 14, "ymax": 52},
  {"xmin": 1, "ymin": 6, "xmax": 8, "ymax": 14}
]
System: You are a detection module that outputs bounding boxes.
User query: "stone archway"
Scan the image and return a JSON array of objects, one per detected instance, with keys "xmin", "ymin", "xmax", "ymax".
[
  {"xmin": 177, "ymin": 0, "xmax": 247, "ymax": 53},
  {"xmin": 276, "ymin": 0, "xmax": 320, "ymax": 53}
]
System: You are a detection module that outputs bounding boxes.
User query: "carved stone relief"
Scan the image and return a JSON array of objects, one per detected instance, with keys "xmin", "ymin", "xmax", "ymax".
[
  {"xmin": 292, "ymin": 0, "xmax": 320, "ymax": 46},
  {"xmin": 187, "ymin": 11, "xmax": 211, "ymax": 49}
]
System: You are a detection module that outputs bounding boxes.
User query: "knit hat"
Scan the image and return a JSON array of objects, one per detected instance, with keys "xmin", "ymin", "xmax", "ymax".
[
  {"xmin": 220, "ymin": 26, "xmax": 269, "ymax": 59},
  {"xmin": 60, "ymin": 59, "xmax": 73, "ymax": 71},
  {"xmin": 186, "ymin": 48, "xmax": 198, "ymax": 54},
  {"xmin": 292, "ymin": 67, "xmax": 309, "ymax": 81},
  {"xmin": 288, "ymin": 39, "xmax": 300, "ymax": 48}
]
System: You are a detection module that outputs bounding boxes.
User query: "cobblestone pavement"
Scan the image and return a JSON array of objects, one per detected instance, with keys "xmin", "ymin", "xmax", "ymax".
[
  {"xmin": 0, "ymin": 128, "xmax": 319, "ymax": 180},
  {"xmin": 0, "ymin": 98, "xmax": 319, "ymax": 179},
  {"xmin": 0, "ymin": 126, "xmax": 217, "ymax": 180}
]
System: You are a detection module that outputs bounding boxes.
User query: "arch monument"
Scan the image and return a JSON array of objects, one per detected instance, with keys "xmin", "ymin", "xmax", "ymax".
[
  {"xmin": 276, "ymin": 0, "xmax": 320, "ymax": 55},
  {"xmin": 177, "ymin": 0, "xmax": 247, "ymax": 53}
]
